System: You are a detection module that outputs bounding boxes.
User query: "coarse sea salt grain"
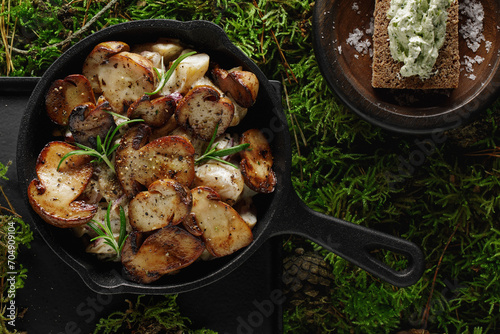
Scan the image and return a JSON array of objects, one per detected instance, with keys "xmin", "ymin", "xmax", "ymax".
[
  {"xmin": 459, "ymin": 0, "xmax": 485, "ymax": 53},
  {"xmin": 346, "ymin": 28, "xmax": 372, "ymax": 55},
  {"xmin": 461, "ymin": 55, "xmax": 485, "ymax": 80},
  {"xmin": 485, "ymin": 41, "xmax": 492, "ymax": 53},
  {"xmin": 365, "ymin": 17, "xmax": 375, "ymax": 35},
  {"xmin": 458, "ymin": 0, "xmax": 490, "ymax": 80}
]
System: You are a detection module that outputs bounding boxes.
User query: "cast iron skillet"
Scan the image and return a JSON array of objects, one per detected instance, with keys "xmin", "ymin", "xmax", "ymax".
[{"xmin": 17, "ymin": 20, "xmax": 425, "ymax": 294}]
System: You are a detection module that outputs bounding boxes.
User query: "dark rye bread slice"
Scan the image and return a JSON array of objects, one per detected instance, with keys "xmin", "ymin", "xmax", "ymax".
[{"xmin": 371, "ymin": 0, "xmax": 460, "ymax": 89}]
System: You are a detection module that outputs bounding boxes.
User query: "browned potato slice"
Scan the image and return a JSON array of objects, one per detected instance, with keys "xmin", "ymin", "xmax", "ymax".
[
  {"xmin": 127, "ymin": 95, "xmax": 176, "ymax": 127},
  {"xmin": 115, "ymin": 125, "xmax": 195, "ymax": 197},
  {"xmin": 128, "ymin": 179, "xmax": 192, "ymax": 232},
  {"xmin": 98, "ymin": 51, "xmax": 157, "ymax": 114},
  {"xmin": 45, "ymin": 74, "xmax": 96, "ymax": 126},
  {"xmin": 121, "ymin": 226, "xmax": 204, "ymax": 284},
  {"xmin": 191, "ymin": 186, "xmax": 253, "ymax": 257},
  {"xmin": 175, "ymin": 85, "xmax": 234, "ymax": 141},
  {"xmin": 27, "ymin": 141, "xmax": 97, "ymax": 228},
  {"xmin": 68, "ymin": 101, "xmax": 116, "ymax": 148},
  {"xmin": 239, "ymin": 129, "xmax": 276, "ymax": 193},
  {"xmin": 211, "ymin": 65, "xmax": 259, "ymax": 108},
  {"xmin": 82, "ymin": 41, "xmax": 130, "ymax": 94}
]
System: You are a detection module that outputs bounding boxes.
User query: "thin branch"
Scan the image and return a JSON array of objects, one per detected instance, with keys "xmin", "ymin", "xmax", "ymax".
[
  {"xmin": 0, "ymin": 186, "xmax": 20, "ymax": 218},
  {"xmin": 12, "ymin": 0, "xmax": 119, "ymax": 55},
  {"xmin": 282, "ymin": 76, "xmax": 304, "ymax": 182},
  {"xmin": 421, "ymin": 222, "xmax": 460, "ymax": 327},
  {"xmin": 252, "ymin": 0, "xmax": 298, "ymax": 84},
  {"xmin": 0, "ymin": 0, "xmax": 14, "ymax": 74}
]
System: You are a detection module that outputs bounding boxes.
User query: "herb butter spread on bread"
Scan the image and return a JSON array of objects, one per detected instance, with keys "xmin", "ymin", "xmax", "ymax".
[
  {"xmin": 372, "ymin": 0, "xmax": 460, "ymax": 89},
  {"xmin": 388, "ymin": 0, "xmax": 453, "ymax": 79}
]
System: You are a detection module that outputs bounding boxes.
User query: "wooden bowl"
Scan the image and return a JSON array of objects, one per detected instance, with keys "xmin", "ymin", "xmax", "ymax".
[{"xmin": 313, "ymin": 0, "xmax": 500, "ymax": 135}]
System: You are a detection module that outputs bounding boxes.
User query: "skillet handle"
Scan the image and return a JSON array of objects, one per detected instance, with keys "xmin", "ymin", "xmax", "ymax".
[{"xmin": 270, "ymin": 190, "xmax": 425, "ymax": 287}]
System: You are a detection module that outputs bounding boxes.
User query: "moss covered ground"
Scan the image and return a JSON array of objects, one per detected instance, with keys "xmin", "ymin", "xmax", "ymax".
[{"xmin": 1, "ymin": 0, "xmax": 499, "ymax": 333}]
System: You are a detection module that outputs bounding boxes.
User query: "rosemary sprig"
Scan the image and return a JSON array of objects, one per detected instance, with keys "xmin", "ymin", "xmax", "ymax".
[
  {"xmin": 57, "ymin": 115, "xmax": 143, "ymax": 173},
  {"xmin": 87, "ymin": 201, "xmax": 128, "ymax": 261},
  {"xmin": 146, "ymin": 51, "xmax": 197, "ymax": 96},
  {"xmin": 195, "ymin": 124, "xmax": 250, "ymax": 168}
]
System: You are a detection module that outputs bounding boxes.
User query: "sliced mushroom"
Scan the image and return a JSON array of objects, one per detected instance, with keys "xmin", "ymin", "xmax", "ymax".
[
  {"xmin": 115, "ymin": 124, "xmax": 195, "ymax": 197},
  {"xmin": 191, "ymin": 186, "xmax": 253, "ymax": 257},
  {"xmin": 132, "ymin": 38, "xmax": 185, "ymax": 63},
  {"xmin": 127, "ymin": 95, "xmax": 176, "ymax": 127},
  {"xmin": 228, "ymin": 95, "xmax": 248, "ymax": 127},
  {"xmin": 175, "ymin": 85, "xmax": 234, "ymax": 141},
  {"xmin": 233, "ymin": 196, "xmax": 258, "ymax": 229},
  {"xmin": 139, "ymin": 51, "xmax": 163, "ymax": 69},
  {"xmin": 68, "ymin": 101, "xmax": 116, "ymax": 149},
  {"xmin": 121, "ymin": 225, "xmax": 204, "ymax": 284},
  {"xmin": 211, "ymin": 65, "xmax": 259, "ymax": 108},
  {"xmin": 95, "ymin": 164, "xmax": 125, "ymax": 203},
  {"xmin": 128, "ymin": 179, "xmax": 192, "ymax": 232},
  {"xmin": 168, "ymin": 127, "xmax": 207, "ymax": 157},
  {"xmin": 82, "ymin": 41, "xmax": 130, "ymax": 94},
  {"xmin": 162, "ymin": 52, "xmax": 210, "ymax": 95},
  {"xmin": 27, "ymin": 141, "xmax": 97, "ymax": 228},
  {"xmin": 45, "ymin": 74, "xmax": 96, "ymax": 126},
  {"xmin": 182, "ymin": 213, "xmax": 203, "ymax": 237},
  {"xmin": 186, "ymin": 78, "xmax": 248, "ymax": 127},
  {"xmin": 149, "ymin": 115, "xmax": 179, "ymax": 141},
  {"xmin": 98, "ymin": 51, "xmax": 157, "ymax": 114},
  {"xmin": 239, "ymin": 129, "xmax": 276, "ymax": 193},
  {"xmin": 193, "ymin": 161, "xmax": 245, "ymax": 205}
]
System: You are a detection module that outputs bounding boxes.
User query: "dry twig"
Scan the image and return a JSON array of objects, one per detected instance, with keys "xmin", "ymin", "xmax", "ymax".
[
  {"xmin": 252, "ymin": 0, "xmax": 297, "ymax": 84},
  {"xmin": 12, "ymin": 0, "xmax": 119, "ymax": 55},
  {"xmin": 0, "ymin": 0, "xmax": 16, "ymax": 75},
  {"xmin": 421, "ymin": 222, "xmax": 460, "ymax": 327}
]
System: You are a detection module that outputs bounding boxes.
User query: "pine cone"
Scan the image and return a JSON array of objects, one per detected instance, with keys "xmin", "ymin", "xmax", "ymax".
[{"xmin": 282, "ymin": 248, "xmax": 335, "ymax": 309}]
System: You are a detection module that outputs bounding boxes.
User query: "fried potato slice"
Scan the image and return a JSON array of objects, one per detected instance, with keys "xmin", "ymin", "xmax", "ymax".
[
  {"xmin": 115, "ymin": 124, "xmax": 195, "ymax": 197},
  {"xmin": 128, "ymin": 179, "xmax": 192, "ymax": 232},
  {"xmin": 45, "ymin": 74, "xmax": 96, "ymax": 126},
  {"xmin": 191, "ymin": 186, "xmax": 253, "ymax": 257},
  {"xmin": 175, "ymin": 85, "xmax": 234, "ymax": 141},
  {"xmin": 239, "ymin": 129, "xmax": 276, "ymax": 193},
  {"xmin": 121, "ymin": 226, "xmax": 204, "ymax": 284},
  {"xmin": 27, "ymin": 141, "xmax": 97, "ymax": 228}
]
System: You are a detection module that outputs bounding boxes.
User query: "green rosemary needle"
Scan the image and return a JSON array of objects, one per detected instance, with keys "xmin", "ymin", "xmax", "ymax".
[
  {"xmin": 146, "ymin": 51, "xmax": 197, "ymax": 96},
  {"xmin": 57, "ymin": 116, "xmax": 143, "ymax": 173},
  {"xmin": 195, "ymin": 124, "xmax": 249, "ymax": 169},
  {"xmin": 87, "ymin": 201, "xmax": 128, "ymax": 261}
]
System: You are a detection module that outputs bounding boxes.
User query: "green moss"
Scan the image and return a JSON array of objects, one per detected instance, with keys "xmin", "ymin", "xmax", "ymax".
[
  {"xmin": 93, "ymin": 295, "xmax": 217, "ymax": 334},
  {"xmin": 0, "ymin": 162, "xmax": 33, "ymax": 334},
  {"xmin": 2, "ymin": 0, "xmax": 500, "ymax": 333}
]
